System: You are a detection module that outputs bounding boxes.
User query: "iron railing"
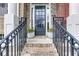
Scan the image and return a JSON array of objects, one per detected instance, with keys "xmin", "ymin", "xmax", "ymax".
[
  {"xmin": 0, "ymin": 17, "xmax": 27, "ymax": 56},
  {"xmin": 53, "ymin": 17, "xmax": 79, "ymax": 56}
]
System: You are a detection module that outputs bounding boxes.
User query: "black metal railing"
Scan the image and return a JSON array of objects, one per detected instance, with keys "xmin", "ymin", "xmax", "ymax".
[
  {"xmin": 0, "ymin": 17, "xmax": 27, "ymax": 56},
  {"xmin": 53, "ymin": 17, "xmax": 79, "ymax": 56}
]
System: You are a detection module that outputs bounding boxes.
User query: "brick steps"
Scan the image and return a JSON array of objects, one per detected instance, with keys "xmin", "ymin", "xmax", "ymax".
[
  {"xmin": 21, "ymin": 36, "xmax": 58, "ymax": 56},
  {"xmin": 21, "ymin": 43, "xmax": 58, "ymax": 56},
  {"xmin": 26, "ymin": 44, "xmax": 52, "ymax": 47}
]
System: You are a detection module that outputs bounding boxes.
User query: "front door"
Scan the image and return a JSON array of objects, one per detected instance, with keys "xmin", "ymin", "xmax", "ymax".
[{"xmin": 35, "ymin": 6, "xmax": 46, "ymax": 35}]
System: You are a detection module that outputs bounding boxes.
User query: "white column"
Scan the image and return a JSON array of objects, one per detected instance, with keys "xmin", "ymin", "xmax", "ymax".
[
  {"xmin": 17, "ymin": 3, "xmax": 19, "ymax": 17},
  {"xmin": 67, "ymin": 4, "xmax": 79, "ymax": 54},
  {"xmin": 8, "ymin": 3, "xmax": 17, "ymax": 15},
  {"xmin": 69, "ymin": 3, "xmax": 79, "ymax": 15},
  {"xmin": 46, "ymin": 4, "xmax": 49, "ymax": 36},
  {"xmin": 4, "ymin": 3, "xmax": 19, "ymax": 37},
  {"xmin": 49, "ymin": 3, "xmax": 52, "ymax": 29},
  {"xmin": 33, "ymin": 5, "xmax": 35, "ymax": 30},
  {"xmin": 67, "ymin": 3, "xmax": 79, "ymax": 40},
  {"xmin": 30, "ymin": 3, "xmax": 32, "ymax": 29}
]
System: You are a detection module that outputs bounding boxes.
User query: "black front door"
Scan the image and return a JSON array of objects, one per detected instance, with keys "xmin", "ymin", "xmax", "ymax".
[{"xmin": 35, "ymin": 6, "xmax": 46, "ymax": 35}]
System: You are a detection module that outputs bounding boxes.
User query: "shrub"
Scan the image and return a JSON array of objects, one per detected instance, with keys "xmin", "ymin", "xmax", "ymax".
[
  {"xmin": 27, "ymin": 28, "xmax": 34, "ymax": 32},
  {"xmin": 47, "ymin": 28, "xmax": 54, "ymax": 32}
]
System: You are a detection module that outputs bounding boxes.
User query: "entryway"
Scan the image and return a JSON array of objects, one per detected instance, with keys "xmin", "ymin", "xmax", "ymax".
[{"xmin": 35, "ymin": 6, "xmax": 46, "ymax": 35}]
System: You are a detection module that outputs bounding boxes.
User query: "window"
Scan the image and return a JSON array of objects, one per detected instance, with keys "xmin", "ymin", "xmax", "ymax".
[
  {"xmin": 35, "ymin": 6, "xmax": 45, "ymax": 20},
  {"xmin": 0, "ymin": 3, "xmax": 5, "ymax": 8},
  {"xmin": 0, "ymin": 3, "xmax": 8, "ymax": 16}
]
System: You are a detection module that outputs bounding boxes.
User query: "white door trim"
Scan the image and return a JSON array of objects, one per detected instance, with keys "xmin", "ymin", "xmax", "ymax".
[{"xmin": 30, "ymin": 3, "xmax": 50, "ymax": 36}]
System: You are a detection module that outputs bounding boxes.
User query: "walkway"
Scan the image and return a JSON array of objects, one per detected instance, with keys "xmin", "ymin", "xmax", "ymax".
[{"xmin": 21, "ymin": 36, "xmax": 58, "ymax": 56}]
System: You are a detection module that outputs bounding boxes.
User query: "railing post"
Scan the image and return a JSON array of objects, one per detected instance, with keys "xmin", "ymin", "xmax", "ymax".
[
  {"xmin": 25, "ymin": 18, "xmax": 27, "ymax": 43},
  {"xmin": 67, "ymin": 36, "xmax": 69, "ymax": 56},
  {"xmin": 17, "ymin": 33, "xmax": 19, "ymax": 56},
  {"xmin": 77, "ymin": 48, "xmax": 79, "ymax": 56},
  {"xmin": 63, "ymin": 34, "xmax": 66, "ymax": 56},
  {"xmin": 6, "ymin": 37, "xmax": 9, "ymax": 56},
  {"xmin": 18, "ymin": 30, "xmax": 20, "ymax": 56},
  {"xmin": 0, "ymin": 44, "xmax": 2, "ymax": 56},
  {"xmin": 71, "ymin": 38, "xmax": 74, "ymax": 56}
]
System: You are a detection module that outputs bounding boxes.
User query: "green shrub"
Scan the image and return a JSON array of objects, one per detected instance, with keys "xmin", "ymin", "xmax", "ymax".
[
  {"xmin": 27, "ymin": 28, "xmax": 34, "ymax": 32},
  {"xmin": 47, "ymin": 28, "xmax": 54, "ymax": 32},
  {"xmin": 47, "ymin": 22, "xmax": 54, "ymax": 32}
]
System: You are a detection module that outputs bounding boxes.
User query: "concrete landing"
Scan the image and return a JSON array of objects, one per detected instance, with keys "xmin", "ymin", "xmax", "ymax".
[
  {"xmin": 27, "ymin": 36, "xmax": 52, "ymax": 44},
  {"xmin": 21, "ymin": 36, "xmax": 58, "ymax": 56}
]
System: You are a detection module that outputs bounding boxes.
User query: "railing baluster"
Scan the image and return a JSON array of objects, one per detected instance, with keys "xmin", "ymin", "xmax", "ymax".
[
  {"xmin": 24, "ymin": 20, "xmax": 26, "ymax": 44},
  {"xmin": 14, "ymin": 37, "xmax": 16, "ymax": 56},
  {"xmin": 19, "ymin": 27, "xmax": 21, "ymax": 55},
  {"xmin": 17, "ymin": 33, "xmax": 19, "ymax": 56},
  {"xmin": 77, "ymin": 48, "xmax": 79, "ymax": 56},
  {"xmin": 20, "ymin": 27, "xmax": 22, "ymax": 52},
  {"xmin": 6, "ymin": 37, "xmax": 9, "ymax": 56},
  {"xmin": 0, "ymin": 44, "xmax": 2, "ymax": 56},
  {"xmin": 61, "ymin": 33, "xmax": 63, "ymax": 56},
  {"xmin": 62, "ymin": 32, "xmax": 65, "ymax": 56},
  {"xmin": 58, "ymin": 27, "xmax": 60, "ymax": 51},
  {"xmin": 57, "ymin": 28, "xmax": 59, "ymax": 55},
  {"xmin": 67, "ymin": 37, "xmax": 69, "ymax": 56},
  {"xmin": 71, "ymin": 38, "xmax": 74, "ymax": 56},
  {"xmin": 11, "ymin": 36, "xmax": 13, "ymax": 56},
  {"xmin": 0, "ymin": 45, "xmax": 1, "ymax": 56},
  {"xmin": 18, "ymin": 31, "xmax": 20, "ymax": 55},
  {"xmin": 22, "ymin": 28, "xmax": 24, "ymax": 51},
  {"xmin": 64, "ymin": 35, "xmax": 66, "ymax": 56},
  {"xmin": 23, "ymin": 26, "xmax": 25, "ymax": 47},
  {"xmin": 57, "ymin": 29, "xmax": 59, "ymax": 55}
]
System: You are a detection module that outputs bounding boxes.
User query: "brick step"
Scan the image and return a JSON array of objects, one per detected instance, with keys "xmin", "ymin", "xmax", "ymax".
[
  {"xmin": 31, "ymin": 52, "xmax": 55, "ymax": 56},
  {"xmin": 21, "ymin": 43, "xmax": 58, "ymax": 56},
  {"xmin": 25, "ymin": 43, "xmax": 53, "ymax": 47}
]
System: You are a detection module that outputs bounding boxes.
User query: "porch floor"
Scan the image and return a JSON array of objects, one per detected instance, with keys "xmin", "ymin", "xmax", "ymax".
[{"xmin": 21, "ymin": 36, "xmax": 58, "ymax": 56}]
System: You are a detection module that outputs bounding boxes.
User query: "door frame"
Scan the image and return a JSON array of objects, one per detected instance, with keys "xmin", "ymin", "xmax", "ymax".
[
  {"xmin": 30, "ymin": 3, "xmax": 50, "ymax": 36},
  {"xmin": 35, "ymin": 5, "xmax": 46, "ymax": 35}
]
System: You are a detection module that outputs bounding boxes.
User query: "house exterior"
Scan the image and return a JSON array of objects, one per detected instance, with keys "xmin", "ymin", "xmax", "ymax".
[
  {"xmin": 0, "ymin": 3, "xmax": 79, "ymax": 40},
  {"xmin": 0, "ymin": 3, "xmax": 79, "ymax": 56},
  {"xmin": 0, "ymin": 3, "xmax": 70, "ymax": 39}
]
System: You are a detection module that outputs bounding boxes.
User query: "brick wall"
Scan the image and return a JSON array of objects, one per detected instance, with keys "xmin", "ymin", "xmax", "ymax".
[
  {"xmin": 51, "ymin": 3, "xmax": 57, "ymax": 16},
  {"xmin": 56, "ymin": 3, "xmax": 69, "ymax": 18},
  {"xmin": 56, "ymin": 3, "xmax": 69, "ymax": 27}
]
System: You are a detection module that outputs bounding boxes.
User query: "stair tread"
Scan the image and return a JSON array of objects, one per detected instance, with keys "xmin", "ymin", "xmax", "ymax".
[
  {"xmin": 21, "ymin": 36, "xmax": 58, "ymax": 56},
  {"xmin": 21, "ymin": 43, "xmax": 58, "ymax": 56}
]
